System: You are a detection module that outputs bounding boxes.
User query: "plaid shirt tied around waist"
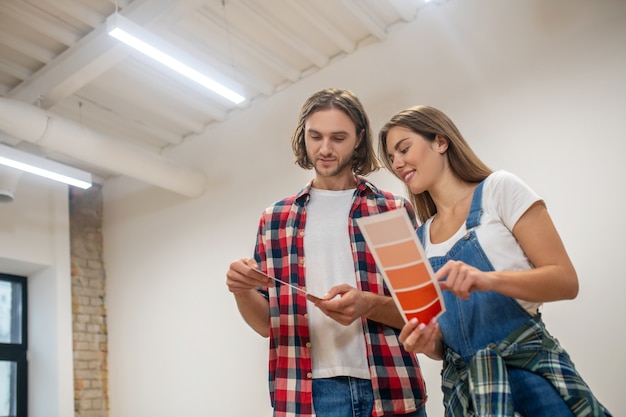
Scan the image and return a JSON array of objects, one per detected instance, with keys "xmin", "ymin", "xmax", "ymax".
[
  {"xmin": 442, "ymin": 315, "xmax": 612, "ymax": 417},
  {"xmin": 255, "ymin": 176, "xmax": 427, "ymax": 417}
]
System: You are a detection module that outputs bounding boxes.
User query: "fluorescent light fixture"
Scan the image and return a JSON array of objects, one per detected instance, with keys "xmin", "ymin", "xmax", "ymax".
[
  {"xmin": 0, "ymin": 144, "xmax": 92, "ymax": 189},
  {"xmin": 107, "ymin": 13, "xmax": 245, "ymax": 105}
]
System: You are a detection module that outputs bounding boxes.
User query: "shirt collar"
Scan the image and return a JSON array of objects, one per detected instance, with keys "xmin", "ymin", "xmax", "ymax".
[{"xmin": 294, "ymin": 175, "xmax": 378, "ymax": 205}]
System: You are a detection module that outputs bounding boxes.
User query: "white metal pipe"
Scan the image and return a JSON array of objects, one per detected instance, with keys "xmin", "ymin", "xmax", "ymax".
[{"xmin": 0, "ymin": 97, "xmax": 208, "ymax": 198}]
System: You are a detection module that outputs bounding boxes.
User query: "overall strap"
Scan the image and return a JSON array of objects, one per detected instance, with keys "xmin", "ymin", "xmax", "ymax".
[
  {"xmin": 417, "ymin": 178, "xmax": 487, "ymax": 246},
  {"xmin": 417, "ymin": 223, "xmax": 426, "ymax": 246},
  {"xmin": 465, "ymin": 180, "xmax": 486, "ymax": 230}
]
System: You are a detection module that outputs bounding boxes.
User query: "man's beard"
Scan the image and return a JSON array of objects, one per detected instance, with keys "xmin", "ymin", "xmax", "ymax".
[{"xmin": 313, "ymin": 157, "xmax": 352, "ymax": 178}]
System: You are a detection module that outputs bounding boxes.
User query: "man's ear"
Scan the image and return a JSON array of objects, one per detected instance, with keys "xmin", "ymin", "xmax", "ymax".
[
  {"xmin": 356, "ymin": 129, "xmax": 364, "ymax": 149},
  {"xmin": 435, "ymin": 134, "xmax": 448, "ymax": 154}
]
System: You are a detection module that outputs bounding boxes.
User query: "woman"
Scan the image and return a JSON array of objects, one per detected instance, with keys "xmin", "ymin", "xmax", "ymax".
[{"xmin": 378, "ymin": 105, "xmax": 611, "ymax": 416}]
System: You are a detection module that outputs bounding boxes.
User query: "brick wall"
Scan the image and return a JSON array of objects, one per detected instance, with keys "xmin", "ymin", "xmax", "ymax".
[{"xmin": 69, "ymin": 185, "xmax": 108, "ymax": 417}]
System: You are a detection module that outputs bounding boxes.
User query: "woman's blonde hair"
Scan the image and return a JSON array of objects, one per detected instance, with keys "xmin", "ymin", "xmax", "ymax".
[
  {"xmin": 378, "ymin": 105, "xmax": 492, "ymax": 223},
  {"xmin": 291, "ymin": 88, "xmax": 380, "ymax": 175}
]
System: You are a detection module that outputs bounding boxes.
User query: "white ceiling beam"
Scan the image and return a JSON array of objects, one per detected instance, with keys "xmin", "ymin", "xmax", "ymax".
[
  {"xmin": 53, "ymin": 97, "xmax": 185, "ymax": 149},
  {"xmin": 118, "ymin": 0, "xmax": 254, "ymax": 105},
  {"xmin": 115, "ymin": 0, "xmax": 183, "ymax": 26},
  {"xmin": 122, "ymin": 59, "xmax": 229, "ymax": 123},
  {"xmin": 159, "ymin": 0, "xmax": 209, "ymax": 23},
  {"xmin": 9, "ymin": 28, "xmax": 127, "ymax": 107},
  {"xmin": 167, "ymin": 27, "xmax": 275, "ymax": 98},
  {"xmin": 190, "ymin": 49, "xmax": 275, "ymax": 98},
  {"xmin": 155, "ymin": 0, "xmax": 274, "ymax": 96},
  {"xmin": 236, "ymin": 0, "xmax": 329, "ymax": 69},
  {"xmin": 106, "ymin": 0, "xmax": 132, "ymax": 7},
  {"xmin": 287, "ymin": 2, "xmax": 356, "ymax": 54},
  {"xmin": 197, "ymin": 8, "xmax": 301, "ymax": 82},
  {"xmin": 387, "ymin": 0, "xmax": 420, "ymax": 22},
  {"xmin": 108, "ymin": 60, "xmax": 224, "ymax": 129},
  {"xmin": 0, "ymin": 60, "xmax": 32, "ymax": 81},
  {"xmin": 48, "ymin": 0, "xmax": 108, "ymax": 29},
  {"xmin": 7, "ymin": 0, "xmax": 181, "ymax": 108},
  {"xmin": 0, "ymin": 29, "xmax": 57, "ymax": 63},
  {"xmin": 75, "ymin": 89, "xmax": 204, "ymax": 144},
  {"xmin": 341, "ymin": 0, "xmax": 388, "ymax": 41},
  {"xmin": 0, "ymin": 1, "xmax": 80, "ymax": 46}
]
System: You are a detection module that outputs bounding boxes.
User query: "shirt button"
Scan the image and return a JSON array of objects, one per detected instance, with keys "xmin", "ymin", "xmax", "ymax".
[
  {"xmin": 306, "ymin": 342, "xmax": 311, "ymax": 348},
  {"xmin": 299, "ymin": 231, "xmax": 305, "ymax": 237},
  {"xmin": 307, "ymin": 372, "xmax": 313, "ymax": 379},
  {"xmin": 299, "ymin": 258, "xmax": 305, "ymax": 265},
  {"xmin": 304, "ymin": 313, "xmax": 308, "ymax": 319}
]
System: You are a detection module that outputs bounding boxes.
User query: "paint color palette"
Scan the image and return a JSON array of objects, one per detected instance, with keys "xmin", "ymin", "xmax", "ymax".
[{"xmin": 357, "ymin": 208, "xmax": 445, "ymax": 324}]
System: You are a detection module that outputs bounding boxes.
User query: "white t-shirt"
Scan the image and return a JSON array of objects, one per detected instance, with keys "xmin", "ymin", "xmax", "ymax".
[
  {"xmin": 304, "ymin": 188, "xmax": 370, "ymax": 380},
  {"xmin": 422, "ymin": 170, "xmax": 543, "ymax": 314}
]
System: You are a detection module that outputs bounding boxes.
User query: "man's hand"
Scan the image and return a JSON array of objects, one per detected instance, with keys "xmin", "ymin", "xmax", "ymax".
[
  {"xmin": 226, "ymin": 258, "xmax": 273, "ymax": 294},
  {"xmin": 313, "ymin": 284, "xmax": 372, "ymax": 326}
]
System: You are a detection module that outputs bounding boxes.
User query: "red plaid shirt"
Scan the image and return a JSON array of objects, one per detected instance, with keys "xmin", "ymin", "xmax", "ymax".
[{"xmin": 255, "ymin": 176, "xmax": 427, "ymax": 417}]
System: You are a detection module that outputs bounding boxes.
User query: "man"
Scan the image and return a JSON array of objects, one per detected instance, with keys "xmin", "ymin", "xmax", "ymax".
[{"xmin": 226, "ymin": 88, "xmax": 427, "ymax": 417}]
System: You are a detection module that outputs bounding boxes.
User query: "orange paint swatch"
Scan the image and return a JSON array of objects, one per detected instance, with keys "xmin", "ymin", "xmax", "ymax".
[{"xmin": 357, "ymin": 208, "xmax": 445, "ymax": 324}]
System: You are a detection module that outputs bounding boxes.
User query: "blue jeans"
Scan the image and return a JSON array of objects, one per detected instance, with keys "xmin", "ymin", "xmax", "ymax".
[
  {"xmin": 509, "ymin": 368, "xmax": 574, "ymax": 416},
  {"xmin": 312, "ymin": 377, "xmax": 427, "ymax": 417}
]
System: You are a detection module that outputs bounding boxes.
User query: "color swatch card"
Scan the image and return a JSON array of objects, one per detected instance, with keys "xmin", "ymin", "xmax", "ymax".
[{"xmin": 356, "ymin": 208, "xmax": 445, "ymax": 324}]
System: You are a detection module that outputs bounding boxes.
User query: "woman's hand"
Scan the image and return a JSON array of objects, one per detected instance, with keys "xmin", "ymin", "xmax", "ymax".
[
  {"xmin": 437, "ymin": 260, "xmax": 494, "ymax": 300},
  {"xmin": 398, "ymin": 317, "xmax": 444, "ymax": 360},
  {"xmin": 435, "ymin": 201, "xmax": 579, "ymax": 303}
]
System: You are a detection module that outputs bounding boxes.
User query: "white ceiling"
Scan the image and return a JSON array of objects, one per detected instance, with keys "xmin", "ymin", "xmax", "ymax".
[{"xmin": 0, "ymin": 0, "xmax": 436, "ymax": 191}]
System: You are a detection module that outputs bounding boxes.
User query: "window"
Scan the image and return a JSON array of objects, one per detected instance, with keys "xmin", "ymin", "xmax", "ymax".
[{"xmin": 0, "ymin": 273, "xmax": 27, "ymax": 417}]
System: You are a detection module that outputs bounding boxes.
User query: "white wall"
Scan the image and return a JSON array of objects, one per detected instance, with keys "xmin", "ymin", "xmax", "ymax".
[
  {"xmin": 0, "ymin": 175, "xmax": 74, "ymax": 417},
  {"xmin": 100, "ymin": 0, "xmax": 623, "ymax": 416}
]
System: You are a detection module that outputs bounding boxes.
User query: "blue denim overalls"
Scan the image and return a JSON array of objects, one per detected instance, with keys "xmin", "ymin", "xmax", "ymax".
[{"xmin": 417, "ymin": 180, "xmax": 574, "ymax": 416}]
